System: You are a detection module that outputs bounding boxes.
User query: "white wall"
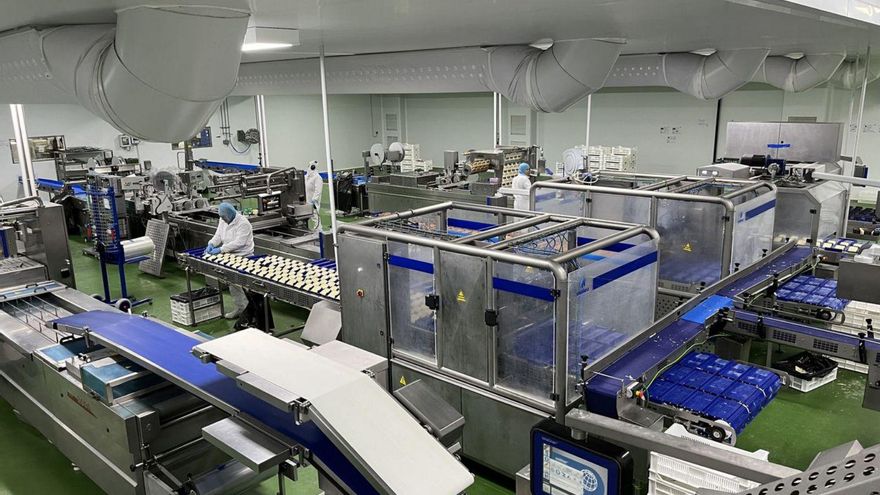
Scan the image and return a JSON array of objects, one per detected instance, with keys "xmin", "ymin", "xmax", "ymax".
[
  {"xmin": 535, "ymin": 89, "xmax": 718, "ymax": 175},
  {"xmin": 404, "ymin": 93, "xmax": 494, "ymax": 165},
  {"xmin": 0, "ymin": 97, "xmax": 260, "ymax": 200},
  {"xmin": 264, "ymin": 94, "xmax": 375, "ymax": 170}
]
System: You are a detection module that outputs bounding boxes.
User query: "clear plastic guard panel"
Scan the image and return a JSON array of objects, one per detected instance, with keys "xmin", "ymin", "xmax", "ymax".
[
  {"xmin": 656, "ymin": 199, "xmax": 726, "ymax": 287},
  {"xmin": 388, "ymin": 241, "xmax": 437, "ymax": 362},
  {"xmin": 494, "ymin": 262, "xmax": 556, "ymax": 403},
  {"xmin": 588, "ymin": 192, "xmax": 652, "ymax": 225},
  {"xmin": 731, "ymin": 192, "xmax": 776, "ymax": 272},
  {"xmin": 566, "ymin": 239, "xmax": 658, "ymax": 402},
  {"xmin": 817, "ymin": 184, "xmax": 846, "ymax": 239},
  {"xmin": 533, "ymin": 189, "xmax": 585, "ymax": 216}
]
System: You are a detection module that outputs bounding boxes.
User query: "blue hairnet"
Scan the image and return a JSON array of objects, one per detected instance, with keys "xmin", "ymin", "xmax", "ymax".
[
  {"xmin": 518, "ymin": 162, "xmax": 530, "ymax": 175},
  {"xmin": 218, "ymin": 202, "xmax": 237, "ymax": 223}
]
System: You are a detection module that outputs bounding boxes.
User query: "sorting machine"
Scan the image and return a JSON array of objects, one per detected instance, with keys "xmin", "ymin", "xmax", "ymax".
[
  {"xmin": 529, "ymin": 172, "xmax": 777, "ymax": 314},
  {"xmin": 365, "ymin": 145, "xmax": 544, "ymax": 213},
  {"xmin": 336, "ymin": 201, "xmax": 661, "ymax": 474}
]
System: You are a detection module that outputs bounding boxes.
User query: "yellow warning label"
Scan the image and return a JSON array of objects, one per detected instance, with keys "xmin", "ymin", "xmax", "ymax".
[
  {"xmin": 456, "ymin": 290, "xmax": 467, "ymax": 303},
  {"xmin": 399, "ymin": 376, "xmax": 407, "ymax": 386},
  {"xmin": 683, "ymin": 242, "xmax": 693, "ymax": 252}
]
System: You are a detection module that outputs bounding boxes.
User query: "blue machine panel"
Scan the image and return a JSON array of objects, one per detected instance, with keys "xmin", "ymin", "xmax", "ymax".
[{"xmin": 646, "ymin": 352, "xmax": 781, "ymax": 434}]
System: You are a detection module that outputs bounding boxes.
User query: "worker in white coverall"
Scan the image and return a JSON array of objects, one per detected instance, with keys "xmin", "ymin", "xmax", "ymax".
[
  {"xmin": 305, "ymin": 160, "xmax": 324, "ymax": 230},
  {"xmin": 511, "ymin": 162, "xmax": 532, "ymax": 210},
  {"xmin": 205, "ymin": 202, "xmax": 254, "ymax": 319}
]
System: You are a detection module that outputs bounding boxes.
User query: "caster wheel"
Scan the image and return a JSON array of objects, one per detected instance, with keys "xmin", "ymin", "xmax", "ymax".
[{"xmin": 115, "ymin": 298, "xmax": 132, "ymax": 312}]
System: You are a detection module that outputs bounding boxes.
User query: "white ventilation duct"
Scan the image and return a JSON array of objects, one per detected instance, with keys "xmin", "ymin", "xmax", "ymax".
[
  {"xmin": 753, "ymin": 54, "xmax": 845, "ymax": 92},
  {"xmin": 485, "ymin": 39, "xmax": 622, "ymax": 112},
  {"xmin": 0, "ymin": 5, "xmax": 249, "ymax": 142},
  {"xmin": 826, "ymin": 58, "xmax": 880, "ymax": 89}
]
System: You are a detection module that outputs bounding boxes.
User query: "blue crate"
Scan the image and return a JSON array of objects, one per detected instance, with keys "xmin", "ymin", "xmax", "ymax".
[
  {"xmin": 705, "ymin": 397, "xmax": 751, "ymax": 432},
  {"xmin": 681, "ymin": 390, "xmax": 717, "ymax": 413},
  {"xmin": 823, "ymin": 297, "xmax": 848, "ymax": 311},
  {"xmin": 682, "ymin": 370, "xmax": 715, "ymax": 389},
  {"xmin": 661, "ymin": 364, "xmax": 693, "ymax": 384},
  {"xmin": 720, "ymin": 362, "xmax": 751, "ymax": 381},
  {"xmin": 804, "ymin": 294, "xmax": 826, "ymax": 306},
  {"xmin": 647, "ymin": 380, "xmax": 675, "ymax": 403},
  {"xmin": 702, "ymin": 376, "xmax": 734, "ymax": 396},
  {"xmin": 647, "ymin": 352, "xmax": 781, "ymax": 435},
  {"xmin": 722, "ymin": 383, "xmax": 765, "ymax": 417}
]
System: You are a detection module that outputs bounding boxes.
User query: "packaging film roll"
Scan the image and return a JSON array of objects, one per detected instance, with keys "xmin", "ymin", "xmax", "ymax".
[{"xmin": 121, "ymin": 236, "xmax": 156, "ymax": 261}]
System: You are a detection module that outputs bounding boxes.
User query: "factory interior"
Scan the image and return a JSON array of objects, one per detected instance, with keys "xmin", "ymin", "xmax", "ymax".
[{"xmin": 4, "ymin": 1, "xmax": 880, "ymax": 495}]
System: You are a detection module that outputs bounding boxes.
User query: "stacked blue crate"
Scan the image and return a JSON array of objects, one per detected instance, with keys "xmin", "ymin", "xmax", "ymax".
[
  {"xmin": 776, "ymin": 275, "xmax": 849, "ymax": 311},
  {"xmin": 646, "ymin": 352, "xmax": 782, "ymax": 434}
]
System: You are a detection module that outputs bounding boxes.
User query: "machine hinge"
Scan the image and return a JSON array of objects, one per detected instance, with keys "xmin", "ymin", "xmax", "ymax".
[
  {"xmin": 809, "ymin": 209, "xmax": 817, "ymax": 214},
  {"xmin": 722, "ymin": 215, "xmax": 731, "ymax": 221},
  {"xmin": 425, "ymin": 294, "xmax": 440, "ymax": 310},
  {"xmin": 550, "ymin": 289, "xmax": 561, "ymax": 299},
  {"xmin": 484, "ymin": 309, "xmax": 498, "ymax": 327},
  {"xmin": 549, "ymin": 393, "xmax": 560, "ymax": 401}
]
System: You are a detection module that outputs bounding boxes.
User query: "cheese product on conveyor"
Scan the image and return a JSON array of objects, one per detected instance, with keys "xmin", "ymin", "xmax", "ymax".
[{"xmin": 202, "ymin": 252, "xmax": 340, "ymax": 300}]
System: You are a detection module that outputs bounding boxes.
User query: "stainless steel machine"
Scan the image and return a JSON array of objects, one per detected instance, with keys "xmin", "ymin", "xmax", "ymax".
[
  {"xmin": 529, "ymin": 172, "xmax": 777, "ymax": 315},
  {"xmin": 337, "ymin": 202, "xmax": 660, "ymax": 474},
  {"xmin": 0, "ymin": 196, "xmax": 75, "ymax": 287},
  {"xmin": 365, "ymin": 145, "xmax": 544, "ymax": 213},
  {"xmin": 698, "ymin": 121, "xmax": 848, "ymax": 247}
]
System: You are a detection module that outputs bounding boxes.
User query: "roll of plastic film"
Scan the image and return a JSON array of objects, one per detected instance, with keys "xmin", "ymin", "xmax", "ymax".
[{"xmin": 122, "ymin": 236, "xmax": 156, "ymax": 261}]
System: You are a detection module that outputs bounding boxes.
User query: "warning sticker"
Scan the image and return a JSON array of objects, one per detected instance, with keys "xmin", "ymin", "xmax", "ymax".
[
  {"xmin": 683, "ymin": 242, "xmax": 693, "ymax": 252},
  {"xmin": 399, "ymin": 376, "xmax": 407, "ymax": 386},
  {"xmin": 456, "ymin": 290, "xmax": 467, "ymax": 303}
]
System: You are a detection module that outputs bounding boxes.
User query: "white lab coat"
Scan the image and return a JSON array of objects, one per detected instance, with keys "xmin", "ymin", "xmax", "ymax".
[
  {"xmin": 209, "ymin": 214, "xmax": 254, "ymax": 256},
  {"xmin": 305, "ymin": 170, "xmax": 323, "ymax": 208},
  {"xmin": 209, "ymin": 214, "xmax": 254, "ymax": 315},
  {"xmin": 511, "ymin": 173, "xmax": 532, "ymax": 210}
]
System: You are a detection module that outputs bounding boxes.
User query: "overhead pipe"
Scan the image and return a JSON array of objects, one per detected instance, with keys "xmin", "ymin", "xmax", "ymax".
[
  {"xmin": 753, "ymin": 53, "xmax": 845, "ymax": 92},
  {"xmin": 826, "ymin": 57, "xmax": 880, "ymax": 89},
  {"xmin": 485, "ymin": 39, "xmax": 622, "ymax": 112},
  {"xmin": 605, "ymin": 49, "xmax": 769, "ymax": 99},
  {"xmin": 0, "ymin": 4, "xmax": 249, "ymax": 142}
]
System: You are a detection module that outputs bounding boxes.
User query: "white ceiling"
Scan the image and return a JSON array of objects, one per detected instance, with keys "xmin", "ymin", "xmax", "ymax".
[{"xmin": 3, "ymin": 0, "xmax": 880, "ymax": 63}]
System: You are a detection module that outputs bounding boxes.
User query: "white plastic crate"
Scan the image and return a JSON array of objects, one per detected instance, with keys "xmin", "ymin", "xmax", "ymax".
[
  {"xmin": 172, "ymin": 304, "xmax": 222, "ymax": 326},
  {"xmin": 171, "ymin": 289, "xmax": 222, "ymax": 326},
  {"xmin": 787, "ymin": 367, "xmax": 838, "ymax": 392},
  {"xmin": 648, "ymin": 424, "xmax": 765, "ymax": 495},
  {"xmin": 829, "ymin": 356, "xmax": 869, "ymax": 374}
]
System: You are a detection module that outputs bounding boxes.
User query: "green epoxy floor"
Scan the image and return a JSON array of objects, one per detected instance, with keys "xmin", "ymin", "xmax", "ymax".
[{"xmin": 1, "ymin": 201, "xmax": 879, "ymax": 493}]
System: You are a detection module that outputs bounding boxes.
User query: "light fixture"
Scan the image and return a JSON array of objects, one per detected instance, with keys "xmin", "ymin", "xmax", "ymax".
[{"xmin": 241, "ymin": 26, "xmax": 300, "ymax": 52}]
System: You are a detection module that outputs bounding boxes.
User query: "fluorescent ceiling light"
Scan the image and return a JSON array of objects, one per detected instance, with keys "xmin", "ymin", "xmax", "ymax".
[
  {"xmin": 242, "ymin": 26, "xmax": 300, "ymax": 52},
  {"xmin": 242, "ymin": 42, "xmax": 294, "ymax": 52}
]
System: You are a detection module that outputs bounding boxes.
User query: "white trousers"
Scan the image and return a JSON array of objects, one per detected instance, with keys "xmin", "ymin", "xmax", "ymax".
[{"xmin": 229, "ymin": 285, "xmax": 248, "ymax": 313}]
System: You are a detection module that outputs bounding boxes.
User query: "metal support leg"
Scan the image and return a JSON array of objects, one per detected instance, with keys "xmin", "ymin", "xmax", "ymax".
[
  {"xmin": 117, "ymin": 259, "xmax": 128, "ymax": 299},
  {"xmin": 99, "ymin": 258, "xmax": 111, "ymax": 303},
  {"xmin": 185, "ymin": 267, "xmax": 195, "ymax": 324},
  {"xmin": 263, "ymin": 293, "xmax": 271, "ymax": 333}
]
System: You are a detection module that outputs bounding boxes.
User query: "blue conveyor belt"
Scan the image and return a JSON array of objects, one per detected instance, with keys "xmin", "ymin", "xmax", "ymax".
[
  {"xmin": 51, "ymin": 311, "xmax": 378, "ymax": 495},
  {"xmin": 585, "ymin": 245, "xmax": 813, "ymax": 418}
]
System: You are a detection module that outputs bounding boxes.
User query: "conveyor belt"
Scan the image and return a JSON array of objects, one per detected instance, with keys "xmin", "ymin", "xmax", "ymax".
[
  {"xmin": 585, "ymin": 245, "xmax": 812, "ymax": 418},
  {"xmin": 50, "ymin": 311, "xmax": 378, "ymax": 495}
]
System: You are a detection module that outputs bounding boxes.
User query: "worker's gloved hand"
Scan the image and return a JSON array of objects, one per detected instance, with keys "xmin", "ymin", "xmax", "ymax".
[{"xmin": 204, "ymin": 245, "xmax": 219, "ymax": 255}]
